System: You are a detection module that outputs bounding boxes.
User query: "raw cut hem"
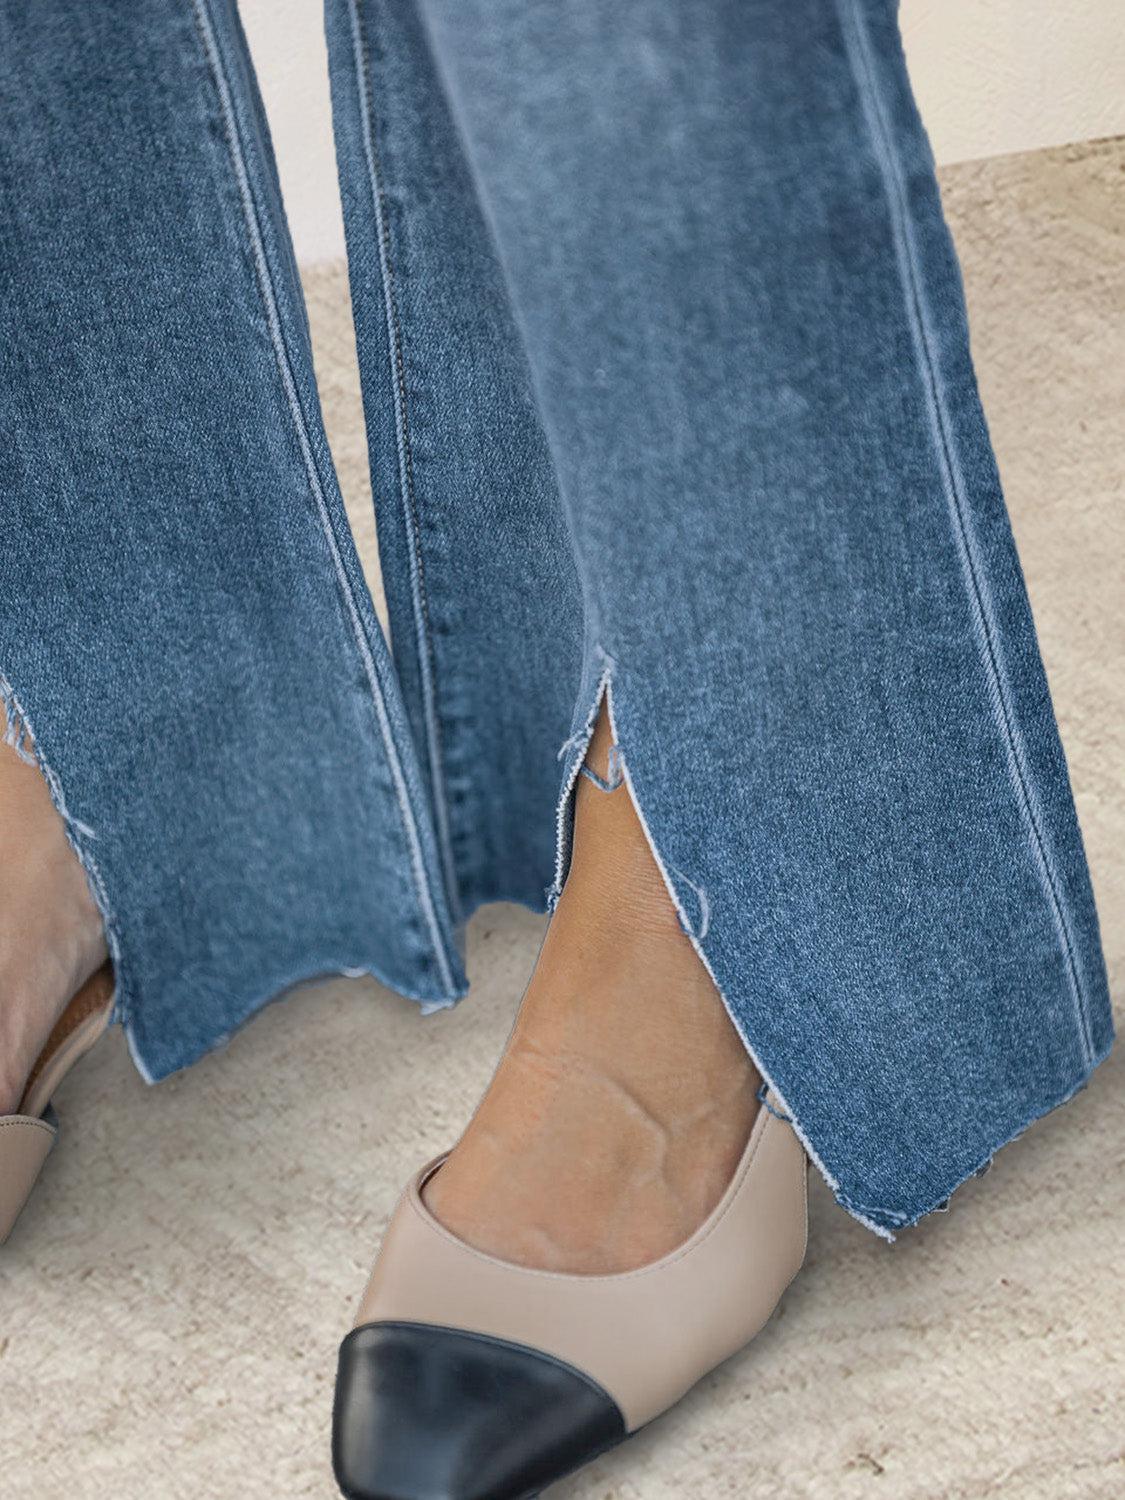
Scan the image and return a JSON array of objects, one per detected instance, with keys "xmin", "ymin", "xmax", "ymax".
[
  {"xmin": 123, "ymin": 958, "xmax": 467, "ymax": 1086},
  {"xmin": 839, "ymin": 1038, "xmax": 1115, "ymax": 1238}
]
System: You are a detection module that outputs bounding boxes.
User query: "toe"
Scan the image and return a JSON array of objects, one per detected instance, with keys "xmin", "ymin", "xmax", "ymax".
[{"xmin": 332, "ymin": 1321, "xmax": 626, "ymax": 1500}]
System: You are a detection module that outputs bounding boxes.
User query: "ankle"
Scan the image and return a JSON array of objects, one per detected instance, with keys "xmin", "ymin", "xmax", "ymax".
[
  {"xmin": 426, "ymin": 702, "xmax": 761, "ymax": 1272},
  {"xmin": 0, "ymin": 732, "xmax": 109, "ymax": 1113}
]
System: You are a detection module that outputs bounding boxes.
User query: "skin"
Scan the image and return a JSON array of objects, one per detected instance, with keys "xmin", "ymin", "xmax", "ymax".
[
  {"xmin": 425, "ymin": 706, "xmax": 760, "ymax": 1273},
  {"xmin": 0, "ymin": 702, "xmax": 759, "ymax": 1273},
  {"xmin": 0, "ymin": 716, "xmax": 108, "ymax": 1115}
]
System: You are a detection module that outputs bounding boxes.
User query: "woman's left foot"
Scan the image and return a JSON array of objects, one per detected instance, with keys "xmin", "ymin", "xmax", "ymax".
[{"xmin": 334, "ymin": 709, "xmax": 808, "ymax": 1499}]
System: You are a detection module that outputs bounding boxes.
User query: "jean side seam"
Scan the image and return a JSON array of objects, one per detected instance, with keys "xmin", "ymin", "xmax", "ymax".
[
  {"xmin": 834, "ymin": 0, "xmax": 1094, "ymax": 1071},
  {"xmin": 345, "ymin": 0, "xmax": 461, "ymax": 922},
  {"xmin": 191, "ymin": 0, "xmax": 456, "ymax": 994}
]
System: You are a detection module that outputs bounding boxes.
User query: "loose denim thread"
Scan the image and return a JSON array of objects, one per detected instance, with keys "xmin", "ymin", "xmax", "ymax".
[
  {"xmin": 667, "ymin": 864, "xmax": 712, "ymax": 944},
  {"xmin": 756, "ymin": 1083, "xmax": 792, "ymax": 1124},
  {"xmin": 547, "ymin": 657, "xmax": 616, "ymax": 912},
  {"xmin": 577, "ymin": 744, "xmax": 623, "ymax": 794},
  {"xmin": 0, "ymin": 674, "xmax": 36, "ymax": 766}
]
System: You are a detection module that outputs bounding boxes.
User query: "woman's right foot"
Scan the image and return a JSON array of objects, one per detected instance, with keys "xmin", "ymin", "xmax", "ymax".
[
  {"xmin": 0, "ymin": 708, "xmax": 109, "ymax": 1115},
  {"xmin": 334, "ymin": 708, "xmax": 808, "ymax": 1499},
  {"xmin": 424, "ymin": 707, "xmax": 761, "ymax": 1275},
  {"xmin": 334, "ymin": 1084, "xmax": 806, "ymax": 1500}
]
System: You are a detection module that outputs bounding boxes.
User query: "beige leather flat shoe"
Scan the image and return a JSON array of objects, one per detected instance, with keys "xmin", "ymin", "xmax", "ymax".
[
  {"xmin": 333, "ymin": 1094, "xmax": 807, "ymax": 1500},
  {"xmin": 0, "ymin": 963, "xmax": 115, "ymax": 1244}
]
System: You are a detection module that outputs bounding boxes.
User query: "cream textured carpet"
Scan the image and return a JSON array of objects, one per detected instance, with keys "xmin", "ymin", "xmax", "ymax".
[{"xmin": 2, "ymin": 138, "xmax": 1122, "ymax": 1499}]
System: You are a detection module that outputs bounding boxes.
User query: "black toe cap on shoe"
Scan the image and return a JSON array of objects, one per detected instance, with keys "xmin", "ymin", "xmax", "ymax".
[{"xmin": 332, "ymin": 1321, "xmax": 627, "ymax": 1500}]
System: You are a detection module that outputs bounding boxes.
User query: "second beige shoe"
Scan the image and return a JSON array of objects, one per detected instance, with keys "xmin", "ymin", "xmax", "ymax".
[{"xmin": 0, "ymin": 964, "xmax": 115, "ymax": 1245}]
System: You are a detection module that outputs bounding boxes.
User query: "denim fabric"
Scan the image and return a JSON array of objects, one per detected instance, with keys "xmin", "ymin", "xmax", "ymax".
[
  {"xmin": 322, "ymin": 0, "xmax": 583, "ymax": 919},
  {"xmin": 409, "ymin": 0, "xmax": 1113, "ymax": 1233},
  {"xmin": 0, "ymin": 0, "xmax": 1111, "ymax": 1233},
  {"xmin": 0, "ymin": 0, "xmax": 464, "ymax": 1074}
]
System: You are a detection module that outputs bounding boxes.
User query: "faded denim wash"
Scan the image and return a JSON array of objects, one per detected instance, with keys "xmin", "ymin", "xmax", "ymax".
[{"xmin": 0, "ymin": 0, "xmax": 1111, "ymax": 1236}]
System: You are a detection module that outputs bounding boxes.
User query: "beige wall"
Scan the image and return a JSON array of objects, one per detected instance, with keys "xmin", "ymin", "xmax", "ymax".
[{"xmin": 241, "ymin": 0, "xmax": 1125, "ymax": 265}]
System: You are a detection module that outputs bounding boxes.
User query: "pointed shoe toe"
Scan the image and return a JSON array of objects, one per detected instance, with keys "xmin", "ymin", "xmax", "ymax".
[{"xmin": 332, "ymin": 1321, "xmax": 625, "ymax": 1500}]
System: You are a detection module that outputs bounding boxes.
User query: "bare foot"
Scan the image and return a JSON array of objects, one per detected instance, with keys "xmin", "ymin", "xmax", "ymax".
[
  {"xmin": 425, "ymin": 705, "xmax": 759, "ymax": 1274},
  {"xmin": 0, "ymin": 704, "xmax": 109, "ymax": 1114}
]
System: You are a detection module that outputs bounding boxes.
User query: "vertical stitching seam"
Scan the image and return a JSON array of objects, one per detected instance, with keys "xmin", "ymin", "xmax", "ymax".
[
  {"xmin": 344, "ymin": 0, "xmax": 461, "ymax": 921},
  {"xmin": 191, "ymin": 0, "xmax": 456, "ymax": 993},
  {"xmin": 835, "ymin": 0, "xmax": 1093, "ymax": 1069}
]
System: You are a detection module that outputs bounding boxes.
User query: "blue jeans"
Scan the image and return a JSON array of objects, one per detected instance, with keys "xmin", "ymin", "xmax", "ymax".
[{"xmin": 0, "ymin": 0, "xmax": 1111, "ymax": 1236}]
